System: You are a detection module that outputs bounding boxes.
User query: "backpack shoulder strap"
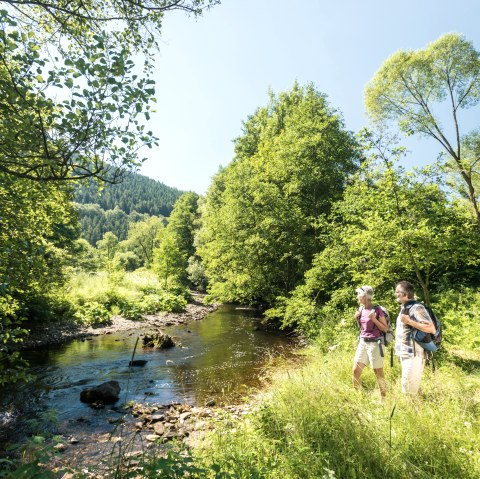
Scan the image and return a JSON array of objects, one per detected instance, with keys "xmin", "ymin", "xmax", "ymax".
[{"xmin": 356, "ymin": 306, "xmax": 363, "ymax": 327}]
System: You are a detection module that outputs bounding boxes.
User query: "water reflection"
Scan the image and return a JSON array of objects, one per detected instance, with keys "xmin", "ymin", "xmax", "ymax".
[{"xmin": 0, "ymin": 305, "xmax": 294, "ymax": 443}]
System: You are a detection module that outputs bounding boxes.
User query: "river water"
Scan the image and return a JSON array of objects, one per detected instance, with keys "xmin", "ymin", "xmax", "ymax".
[{"xmin": 0, "ymin": 305, "xmax": 295, "ymax": 446}]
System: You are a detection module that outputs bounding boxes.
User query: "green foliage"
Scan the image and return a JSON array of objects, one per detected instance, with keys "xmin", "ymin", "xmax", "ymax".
[
  {"xmin": 187, "ymin": 256, "xmax": 208, "ymax": 292},
  {"xmin": 120, "ymin": 216, "xmax": 165, "ymax": 268},
  {"xmin": 0, "ymin": 172, "xmax": 79, "ymax": 384},
  {"xmin": 140, "ymin": 292, "xmax": 187, "ymax": 314},
  {"xmin": 435, "ymin": 288, "xmax": 480, "ymax": 350},
  {"xmin": 276, "ymin": 131, "xmax": 480, "ymax": 335},
  {"xmin": 365, "ymin": 33, "xmax": 480, "ymax": 225},
  {"xmin": 0, "ymin": 10, "xmax": 156, "ymax": 183},
  {"xmin": 198, "ymin": 83, "xmax": 360, "ymax": 307},
  {"xmin": 0, "ymin": 2, "xmax": 219, "ymax": 184},
  {"xmin": 74, "ymin": 174, "xmax": 182, "ymax": 245},
  {"xmin": 149, "ymin": 191, "xmax": 201, "ymax": 290},
  {"xmin": 167, "ymin": 192, "xmax": 201, "ymax": 259},
  {"xmin": 153, "ymin": 228, "xmax": 189, "ymax": 289},
  {"xmin": 74, "ymin": 301, "xmax": 111, "ymax": 325},
  {"xmin": 75, "ymin": 173, "xmax": 183, "ymax": 216},
  {"xmin": 67, "ymin": 270, "xmax": 188, "ymax": 325},
  {"xmin": 0, "ymin": 296, "xmax": 30, "ymax": 386},
  {"xmin": 97, "ymin": 231, "xmax": 120, "ymax": 266},
  {"xmin": 112, "ymin": 251, "xmax": 142, "ymax": 271},
  {"xmin": 70, "ymin": 239, "xmax": 101, "ymax": 272},
  {"xmin": 140, "ymin": 449, "xmax": 235, "ymax": 479},
  {"xmin": 75, "ymin": 204, "xmax": 132, "ymax": 246}
]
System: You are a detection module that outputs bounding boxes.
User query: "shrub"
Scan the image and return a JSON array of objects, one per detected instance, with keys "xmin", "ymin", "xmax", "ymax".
[
  {"xmin": 434, "ymin": 287, "xmax": 480, "ymax": 350},
  {"xmin": 119, "ymin": 299, "xmax": 145, "ymax": 320},
  {"xmin": 74, "ymin": 301, "xmax": 111, "ymax": 326},
  {"xmin": 112, "ymin": 251, "xmax": 141, "ymax": 272},
  {"xmin": 140, "ymin": 291, "xmax": 187, "ymax": 314}
]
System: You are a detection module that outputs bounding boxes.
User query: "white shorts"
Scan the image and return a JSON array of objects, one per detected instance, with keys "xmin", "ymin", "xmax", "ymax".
[
  {"xmin": 354, "ymin": 338, "xmax": 384, "ymax": 370},
  {"xmin": 400, "ymin": 345, "xmax": 425, "ymax": 395}
]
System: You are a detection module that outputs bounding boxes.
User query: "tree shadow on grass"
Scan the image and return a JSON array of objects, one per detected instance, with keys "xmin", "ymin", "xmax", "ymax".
[{"xmin": 447, "ymin": 349, "xmax": 480, "ymax": 374}]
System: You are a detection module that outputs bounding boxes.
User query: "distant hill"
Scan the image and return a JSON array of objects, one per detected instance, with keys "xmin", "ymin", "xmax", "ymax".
[
  {"xmin": 74, "ymin": 173, "xmax": 184, "ymax": 245},
  {"xmin": 74, "ymin": 173, "xmax": 183, "ymax": 217}
]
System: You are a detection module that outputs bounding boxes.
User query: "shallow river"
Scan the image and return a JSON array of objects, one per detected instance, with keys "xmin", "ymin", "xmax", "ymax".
[{"xmin": 0, "ymin": 305, "xmax": 295, "ymax": 445}]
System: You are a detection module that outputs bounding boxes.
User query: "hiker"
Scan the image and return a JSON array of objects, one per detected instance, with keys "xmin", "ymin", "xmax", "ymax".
[
  {"xmin": 353, "ymin": 285, "xmax": 388, "ymax": 399},
  {"xmin": 394, "ymin": 281, "xmax": 436, "ymax": 395}
]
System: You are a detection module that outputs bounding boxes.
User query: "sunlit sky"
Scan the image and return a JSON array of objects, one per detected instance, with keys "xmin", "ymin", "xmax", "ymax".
[{"xmin": 139, "ymin": 0, "xmax": 480, "ymax": 194}]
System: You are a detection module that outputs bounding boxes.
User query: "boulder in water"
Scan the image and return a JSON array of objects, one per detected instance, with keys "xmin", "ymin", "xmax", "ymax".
[
  {"xmin": 129, "ymin": 359, "xmax": 148, "ymax": 366},
  {"xmin": 80, "ymin": 380, "xmax": 121, "ymax": 404},
  {"xmin": 143, "ymin": 332, "xmax": 175, "ymax": 349}
]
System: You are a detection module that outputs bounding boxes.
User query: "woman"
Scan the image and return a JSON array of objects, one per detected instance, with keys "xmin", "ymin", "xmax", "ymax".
[{"xmin": 352, "ymin": 285, "xmax": 388, "ymax": 399}]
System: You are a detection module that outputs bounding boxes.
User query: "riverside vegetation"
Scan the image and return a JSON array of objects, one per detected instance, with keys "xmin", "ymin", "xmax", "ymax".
[{"xmin": 0, "ymin": 9, "xmax": 480, "ymax": 478}]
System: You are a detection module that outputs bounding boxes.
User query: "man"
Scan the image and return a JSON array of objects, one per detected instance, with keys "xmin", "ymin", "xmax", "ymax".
[{"xmin": 394, "ymin": 281, "xmax": 436, "ymax": 395}]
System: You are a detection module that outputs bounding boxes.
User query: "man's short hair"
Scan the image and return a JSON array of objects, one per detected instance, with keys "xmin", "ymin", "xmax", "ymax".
[{"xmin": 396, "ymin": 281, "xmax": 415, "ymax": 299}]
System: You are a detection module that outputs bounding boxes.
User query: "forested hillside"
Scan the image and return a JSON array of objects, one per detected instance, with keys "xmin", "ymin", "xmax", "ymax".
[
  {"xmin": 75, "ymin": 173, "xmax": 183, "ymax": 216},
  {"xmin": 74, "ymin": 174, "xmax": 184, "ymax": 245}
]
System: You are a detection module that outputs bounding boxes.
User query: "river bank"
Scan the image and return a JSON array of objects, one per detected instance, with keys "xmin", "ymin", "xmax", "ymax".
[
  {"xmin": 47, "ymin": 400, "xmax": 255, "ymax": 478},
  {"xmin": 16, "ymin": 298, "xmax": 218, "ymax": 350}
]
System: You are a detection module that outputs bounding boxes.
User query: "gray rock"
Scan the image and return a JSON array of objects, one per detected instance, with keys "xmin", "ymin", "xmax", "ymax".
[
  {"xmin": 80, "ymin": 381, "xmax": 121, "ymax": 404},
  {"xmin": 150, "ymin": 414, "xmax": 165, "ymax": 423},
  {"xmin": 54, "ymin": 443, "xmax": 67, "ymax": 452},
  {"xmin": 153, "ymin": 422, "xmax": 165, "ymax": 435}
]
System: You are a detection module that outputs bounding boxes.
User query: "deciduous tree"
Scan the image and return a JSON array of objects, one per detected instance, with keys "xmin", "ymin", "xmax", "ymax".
[
  {"xmin": 365, "ymin": 33, "xmax": 480, "ymax": 225},
  {"xmin": 0, "ymin": 0, "xmax": 219, "ymax": 182},
  {"xmin": 198, "ymin": 83, "xmax": 359, "ymax": 306}
]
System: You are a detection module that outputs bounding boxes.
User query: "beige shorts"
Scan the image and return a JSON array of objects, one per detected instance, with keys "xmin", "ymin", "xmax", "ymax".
[{"xmin": 354, "ymin": 338, "xmax": 384, "ymax": 369}]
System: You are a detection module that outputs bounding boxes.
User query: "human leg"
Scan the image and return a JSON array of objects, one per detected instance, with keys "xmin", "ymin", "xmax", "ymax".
[
  {"xmin": 400, "ymin": 352, "xmax": 425, "ymax": 395},
  {"xmin": 353, "ymin": 361, "xmax": 365, "ymax": 390},
  {"xmin": 353, "ymin": 340, "xmax": 368, "ymax": 389},
  {"xmin": 373, "ymin": 368, "xmax": 386, "ymax": 399}
]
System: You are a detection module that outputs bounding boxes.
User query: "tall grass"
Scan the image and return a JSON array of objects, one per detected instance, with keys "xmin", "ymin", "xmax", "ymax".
[
  {"xmin": 198, "ymin": 345, "xmax": 480, "ymax": 479},
  {"xmin": 65, "ymin": 269, "xmax": 188, "ymax": 324}
]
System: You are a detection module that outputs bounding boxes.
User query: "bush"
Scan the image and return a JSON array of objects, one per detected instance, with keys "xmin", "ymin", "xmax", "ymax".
[
  {"xmin": 74, "ymin": 301, "xmax": 111, "ymax": 326},
  {"xmin": 67, "ymin": 270, "xmax": 189, "ymax": 322},
  {"xmin": 140, "ymin": 291, "xmax": 187, "ymax": 314},
  {"xmin": 119, "ymin": 299, "xmax": 145, "ymax": 320},
  {"xmin": 434, "ymin": 287, "xmax": 480, "ymax": 350},
  {"xmin": 112, "ymin": 251, "xmax": 141, "ymax": 272},
  {"xmin": 23, "ymin": 294, "xmax": 75, "ymax": 323}
]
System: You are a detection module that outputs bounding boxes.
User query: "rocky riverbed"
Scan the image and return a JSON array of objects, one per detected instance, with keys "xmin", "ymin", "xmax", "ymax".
[{"xmin": 49, "ymin": 400, "xmax": 254, "ymax": 478}]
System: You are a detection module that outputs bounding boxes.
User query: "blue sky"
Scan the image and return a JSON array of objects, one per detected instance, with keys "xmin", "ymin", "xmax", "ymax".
[{"xmin": 139, "ymin": 0, "xmax": 480, "ymax": 194}]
